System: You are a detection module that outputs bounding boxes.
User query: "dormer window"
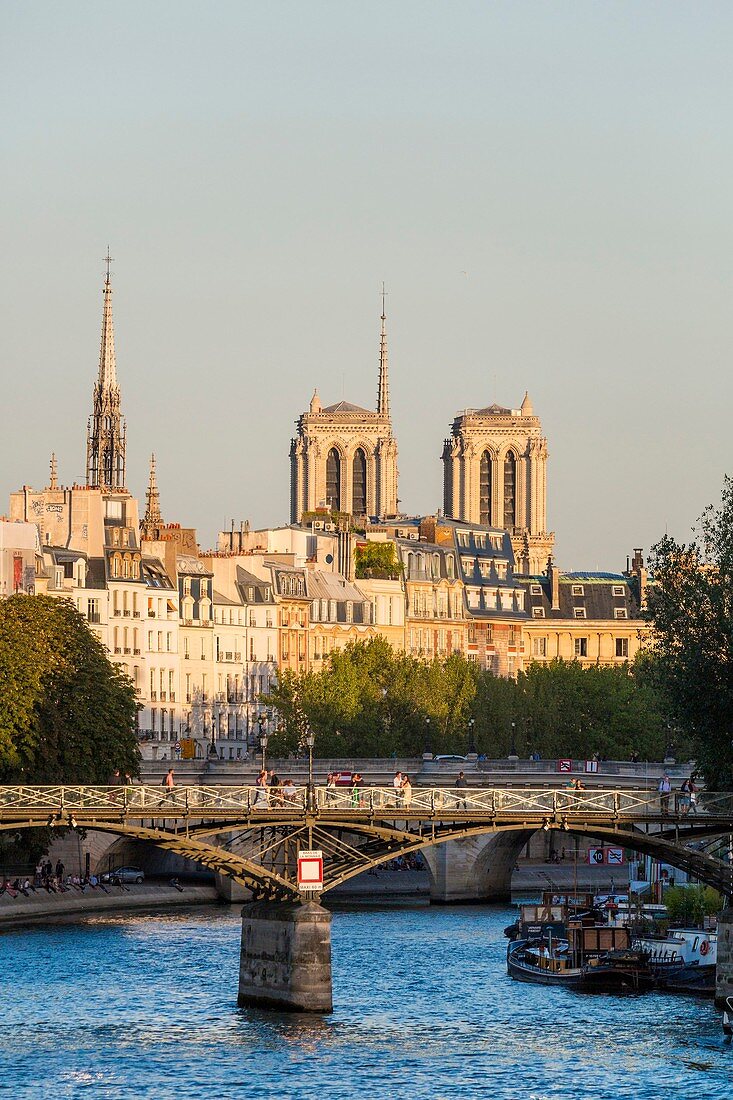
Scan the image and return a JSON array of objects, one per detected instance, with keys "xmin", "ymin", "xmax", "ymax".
[{"xmin": 571, "ymin": 585, "xmax": 584, "ymax": 597}]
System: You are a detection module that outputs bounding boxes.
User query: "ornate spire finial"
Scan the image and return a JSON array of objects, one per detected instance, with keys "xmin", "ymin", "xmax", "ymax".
[
  {"xmin": 97, "ymin": 260, "xmax": 118, "ymax": 391},
  {"xmin": 141, "ymin": 453, "xmax": 163, "ymax": 537},
  {"xmin": 103, "ymin": 246, "xmax": 114, "ymax": 285},
  {"xmin": 377, "ymin": 282, "xmax": 390, "ymax": 419},
  {"xmin": 49, "ymin": 453, "xmax": 58, "ymax": 490}
]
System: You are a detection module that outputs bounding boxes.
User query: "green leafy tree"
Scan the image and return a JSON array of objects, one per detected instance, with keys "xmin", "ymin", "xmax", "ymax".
[
  {"xmin": 664, "ymin": 884, "xmax": 722, "ymax": 925},
  {"xmin": 0, "ymin": 594, "xmax": 140, "ymax": 783},
  {"xmin": 354, "ymin": 542, "xmax": 403, "ymax": 580},
  {"xmin": 646, "ymin": 477, "xmax": 733, "ymax": 788}
]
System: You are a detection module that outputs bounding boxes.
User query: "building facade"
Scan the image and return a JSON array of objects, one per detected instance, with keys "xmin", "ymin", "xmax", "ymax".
[
  {"xmin": 290, "ymin": 305, "xmax": 398, "ymax": 522},
  {"xmin": 441, "ymin": 394, "xmax": 554, "ymax": 573}
]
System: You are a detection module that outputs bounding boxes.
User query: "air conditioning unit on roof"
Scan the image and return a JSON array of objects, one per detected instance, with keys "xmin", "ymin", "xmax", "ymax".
[
  {"xmin": 324, "ymin": 523, "xmax": 335, "ymax": 531},
  {"xmin": 407, "ymin": 531, "xmax": 419, "ymax": 540},
  {"xmin": 313, "ymin": 521, "xmax": 324, "ymax": 530}
]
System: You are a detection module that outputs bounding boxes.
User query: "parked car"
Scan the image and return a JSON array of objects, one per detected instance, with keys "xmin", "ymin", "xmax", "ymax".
[
  {"xmin": 101, "ymin": 867, "xmax": 145, "ymax": 885},
  {"xmin": 432, "ymin": 755, "xmax": 468, "ymax": 763}
]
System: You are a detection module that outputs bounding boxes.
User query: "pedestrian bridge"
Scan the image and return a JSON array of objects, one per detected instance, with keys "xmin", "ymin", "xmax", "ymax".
[{"xmin": 2, "ymin": 784, "xmax": 732, "ymax": 899}]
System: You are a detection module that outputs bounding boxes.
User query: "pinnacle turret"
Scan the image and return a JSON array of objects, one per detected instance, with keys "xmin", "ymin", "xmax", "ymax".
[{"xmin": 141, "ymin": 453, "xmax": 163, "ymax": 537}]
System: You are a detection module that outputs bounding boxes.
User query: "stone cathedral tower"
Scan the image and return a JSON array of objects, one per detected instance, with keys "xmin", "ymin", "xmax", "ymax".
[
  {"xmin": 290, "ymin": 299, "xmax": 399, "ymax": 522},
  {"xmin": 86, "ymin": 261, "xmax": 126, "ymax": 489},
  {"xmin": 442, "ymin": 393, "xmax": 554, "ymax": 573}
]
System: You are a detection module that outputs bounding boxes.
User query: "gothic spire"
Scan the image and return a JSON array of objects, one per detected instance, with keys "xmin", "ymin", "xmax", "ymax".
[
  {"xmin": 141, "ymin": 453, "xmax": 163, "ymax": 536},
  {"xmin": 86, "ymin": 252, "xmax": 126, "ymax": 489},
  {"xmin": 97, "ymin": 249, "xmax": 118, "ymax": 391},
  {"xmin": 377, "ymin": 283, "xmax": 390, "ymax": 419}
]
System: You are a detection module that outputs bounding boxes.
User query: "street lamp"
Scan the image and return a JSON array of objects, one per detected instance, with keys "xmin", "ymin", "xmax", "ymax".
[
  {"xmin": 424, "ymin": 716, "xmax": 431, "ymax": 757},
  {"xmin": 509, "ymin": 720, "xmax": 517, "ymax": 760},
  {"xmin": 260, "ymin": 728, "xmax": 269, "ymax": 773},
  {"xmin": 468, "ymin": 717, "xmax": 476, "ymax": 756},
  {"xmin": 306, "ymin": 727, "xmax": 315, "ymax": 810}
]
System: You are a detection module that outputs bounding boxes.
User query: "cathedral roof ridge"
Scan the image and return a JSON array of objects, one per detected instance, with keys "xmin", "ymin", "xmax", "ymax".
[{"xmin": 321, "ymin": 399, "xmax": 375, "ymax": 415}]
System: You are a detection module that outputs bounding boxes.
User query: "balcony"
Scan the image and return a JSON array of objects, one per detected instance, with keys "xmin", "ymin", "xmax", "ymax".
[
  {"xmin": 133, "ymin": 611, "xmax": 141, "ymax": 618},
  {"xmin": 87, "ymin": 613, "xmax": 101, "ymax": 624},
  {"xmin": 151, "ymin": 692, "xmax": 157, "ymax": 701},
  {"xmin": 124, "ymin": 647, "xmax": 131, "ymax": 654},
  {"xmin": 234, "ymin": 652, "xmax": 241, "ymax": 661},
  {"xmin": 113, "ymin": 609, "xmax": 122, "ymax": 617},
  {"xmin": 123, "ymin": 610, "xmax": 131, "ymax": 617},
  {"xmin": 114, "ymin": 647, "xmax": 122, "ymax": 654},
  {"xmin": 160, "ymin": 692, "xmax": 167, "ymax": 701},
  {"xmin": 170, "ymin": 693, "xmax": 176, "ymax": 702},
  {"xmin": 133, "ymin": 648, "xmax": 141, "ymax": 655}
]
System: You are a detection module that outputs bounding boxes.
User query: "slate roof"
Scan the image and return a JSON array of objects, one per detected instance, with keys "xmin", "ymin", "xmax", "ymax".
[{"xmin": 518, "ymin": 573, "xmax": 643, "ymax": 621}]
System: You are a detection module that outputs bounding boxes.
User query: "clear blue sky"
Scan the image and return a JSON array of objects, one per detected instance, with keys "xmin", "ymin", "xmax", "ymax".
[{"xmin": 2, "ymin": 2, "xmax": 731, "ymax": 568}]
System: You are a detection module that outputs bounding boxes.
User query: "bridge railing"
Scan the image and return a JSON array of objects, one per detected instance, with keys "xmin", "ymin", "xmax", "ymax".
[{"xmin": 0, "ymin": 785, "xmax": 732, "ymax": 818}]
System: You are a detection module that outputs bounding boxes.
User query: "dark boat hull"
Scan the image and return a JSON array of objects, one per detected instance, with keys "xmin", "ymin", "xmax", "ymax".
[{"xmin": 507, "ymin": 941, "xmax": 655, "ymax": 993}]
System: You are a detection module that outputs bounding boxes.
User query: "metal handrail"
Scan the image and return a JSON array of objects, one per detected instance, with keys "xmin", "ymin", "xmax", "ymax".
[{"xmin": 0, "ymin": 785, "xmax": 732, "ymax": 819}]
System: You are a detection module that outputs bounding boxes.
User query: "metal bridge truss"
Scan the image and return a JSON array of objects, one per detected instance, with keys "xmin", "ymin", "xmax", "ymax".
[{"xmin": 1, "ymin": 785, "xmax": 731, "ymax": 900}]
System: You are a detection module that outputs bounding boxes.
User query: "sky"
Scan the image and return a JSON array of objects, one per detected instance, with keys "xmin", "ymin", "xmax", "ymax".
[{"xmin": 2, "ymin": 2, "xmax": 731, "ymax": 569}]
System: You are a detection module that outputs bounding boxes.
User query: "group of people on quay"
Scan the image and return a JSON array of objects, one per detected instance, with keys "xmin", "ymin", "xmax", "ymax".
[{"xmin": 0, "ymin": 859, "xmax": 108, "ymax": 899}]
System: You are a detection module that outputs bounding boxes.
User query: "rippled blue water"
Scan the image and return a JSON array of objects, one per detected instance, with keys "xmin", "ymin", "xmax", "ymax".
[{"xmin": 0, "ymin": 904, "xmax": 730, "ymax": 1099}]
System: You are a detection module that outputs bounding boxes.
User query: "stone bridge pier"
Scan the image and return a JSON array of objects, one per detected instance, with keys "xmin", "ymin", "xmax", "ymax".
[{"xmin": 421, "ymin": 831, "xmax": 534, "ymax": 903}]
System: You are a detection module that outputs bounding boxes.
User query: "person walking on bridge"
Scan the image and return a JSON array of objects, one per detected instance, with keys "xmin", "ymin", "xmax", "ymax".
[
  {"xmin": 455, "ymin": 771, "xmax": 468, "ymax": 810},
  {"xmin": 658, "ymin": 773, "xmax": 671, "ymax": 816}
]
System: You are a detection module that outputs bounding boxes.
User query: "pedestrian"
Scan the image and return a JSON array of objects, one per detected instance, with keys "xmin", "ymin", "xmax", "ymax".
[
  {"xmin": 658, "ymin": 772, "xmax": 671, "ymax": 816},
  {"xmin": 326, "ymin": 772, "xmax": 337, "ymax": 806},
  {"xmin": 401, "ymin": 773, "xmax": 412, "ymax": 810},
  {"xmin": 455, "ymin": 770, "xmax": 468, "ymax": 810},
  {"xmin": 393, "ymin": 770, "xmax": 403, "ymax": 807},
  {"xmin": 687, "ymin": 775, "xmax": 698, "ymax": 815},
  {"xmin": 55, "ymin": 859, "xmax": 64, "ymax": 880},
  {"xmin": 351, "ymin": 772, "xmax": 364, "ymax": 808}
]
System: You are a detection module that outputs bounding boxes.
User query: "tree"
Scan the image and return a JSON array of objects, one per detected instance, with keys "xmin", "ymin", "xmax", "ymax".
[
  {"xmin": 646, "ymin": 477, "xmax": 733, "ymax": 788},
  {"xmin": 664, "ymin": 885, "xmax": 721, "ymax": 926},
  {"xmin": 354, "ymin": 542, "xmax": 403, "ymax": 579},
  {"xmin": 0, "ymin": 594, "xmax": 140, "ymax": 783}
]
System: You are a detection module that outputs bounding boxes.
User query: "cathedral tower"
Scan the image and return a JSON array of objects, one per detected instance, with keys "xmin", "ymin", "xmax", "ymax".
[
  {"xmin": 86, "ymin": 254, "xmax": 126, "ymax": 489},
  {"xmin": 290, "ymin": 294, "xmax": 399, "ymax": 523},
  {"xmin": 442, "ymin": 393, "xmax": 554, "ymax": 573}
]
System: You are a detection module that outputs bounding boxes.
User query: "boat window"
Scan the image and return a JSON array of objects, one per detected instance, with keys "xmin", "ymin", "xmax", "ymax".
[{"xmin": 692, "ymin": 936, "xmax": 699, "ymax": 951}]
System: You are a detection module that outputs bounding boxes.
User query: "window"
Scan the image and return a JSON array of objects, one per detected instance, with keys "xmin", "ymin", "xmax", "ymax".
[
  {"xmin": 530, "ymin": 584, "xmax": 543, "ymax": 596},
  {"xmin": 532, "ymin": 606, "xmax": 545, "ymax": 618},
  {"xmin": 571, "ymin": 585, "xmax": 584, "ymax": 597},
  {"xmin": 183, "ymin": 577, "xmax": 191, "ymax": 595},
  {"xmin": 574, "ymin": 637, "xmax": 588, "ymax": 658},
  {"xmin": 612, "ymin": 585, "xmax": 625, "ymax": 597},
  {"xmin": 87, "ymin": 598, "xmax": 100, "ymax": 623},
  {"xmin": 614, "ymin": 608, "xmax": 628, "ymax": 619},
  {"xmin": 480, "ymin": 450, "xmax": 492, "ymax": 525},
  {"xmin": 503, "ymin": 451, "xmax": 516, "ymax": 529},
  {"xmin": 615, "ymin": 637, "xmax": 629, "ymax": 658},
  {"xmin": 573, "ymin": 607, "xmax": 586, "ymax": 619},
  {"xmin": 532, "ymin": 637, "xmax": 547, "ymax": 657},
  {"xmin": 352, "ymin": 447, "xmax": 367, "ymax": 515},
  {"xmin": 326, "ymin": 447, "xmax": 341, "ymax": 510}
]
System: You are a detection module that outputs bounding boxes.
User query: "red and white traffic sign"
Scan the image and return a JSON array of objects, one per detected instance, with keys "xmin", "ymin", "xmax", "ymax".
[
  {"xmin": 297, "ymin": 849, "xmax": 324, "ymax": 891},
  {"xmin": 557, "ymin": 759, "xmax": 573, "ymax": 773},
  {"xmin": 587, "ymin": 847, "xmax": 605, "ymax": 865},
  {"xmin": 605, "ymin": 847, "xmax": 625, "ymax": 865}
]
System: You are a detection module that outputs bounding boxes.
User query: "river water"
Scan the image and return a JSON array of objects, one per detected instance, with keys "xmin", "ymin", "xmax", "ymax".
[{"xmin": 0, "ymin": 903, "xmax": 729, "ymax": 1099}]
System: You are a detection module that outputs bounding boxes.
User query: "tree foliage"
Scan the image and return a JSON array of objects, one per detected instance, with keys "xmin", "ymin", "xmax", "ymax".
[
  {"xmin": 266, "ymin": 638, "xmax": 670, "ymax": 761},
  {"xmin": 664, "ymin": 885, "xmax": 722, "ymax": 925},
  {"xmin": 0, "ymin": 594, "xmax": 140, "ymax": 783},
  {"xmin": 646, "ymin": 477, "xmax": 733, "ymax": 788},
  {"xmin": 354, "ymin": 541, "xmax": 403, "ymax": 579}
]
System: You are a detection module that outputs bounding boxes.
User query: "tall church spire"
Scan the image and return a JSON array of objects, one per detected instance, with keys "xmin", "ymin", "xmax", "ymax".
[
  {"xmin": 141, "ymin": 453, "xmax": 163, "ymax": 537},
  {"xmin": 377, "ymin": 283, "xmax": 390, "ymax": 419},
  {"xmin": 86, "ymin": 251, "xmax": 126, "ymax": 489}
]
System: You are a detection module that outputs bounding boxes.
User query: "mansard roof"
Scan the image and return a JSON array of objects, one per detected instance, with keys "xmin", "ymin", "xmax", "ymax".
[{"xmin": 518, "ymin": 573, "xmax": 643, "ymax": 621}]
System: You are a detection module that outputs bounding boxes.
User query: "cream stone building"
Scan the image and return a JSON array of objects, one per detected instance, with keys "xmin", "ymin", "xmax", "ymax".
[
  {"xmin": 442, "ymin": 394, "xmax": 554, "ymax": 574},
  {"xmin": 290, "ymin": 302, "xmax": 398, "ymax": 522}
]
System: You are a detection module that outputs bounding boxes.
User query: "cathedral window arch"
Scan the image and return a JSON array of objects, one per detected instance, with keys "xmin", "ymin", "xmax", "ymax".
[
  {"xmin": 352, "ymin": 447, "xmax": 367, "ymax": 516},
  {"xmin": 480, "ymin": 450, "xmax": 493, "ymax": 525},
  {"xmin": 503, "ymin": 450, "xmax": 517, "ymax": 530},
  {"xmin": 326, "ymin": 448, "xmax": 341, "ymax": 511}
]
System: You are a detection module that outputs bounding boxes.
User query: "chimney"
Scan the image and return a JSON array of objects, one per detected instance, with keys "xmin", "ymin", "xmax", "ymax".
[
  {"xmin": 630, "ymin": 548, "xmax": 647, "ymax": 609},
  {"xmin": 547, "ymin": 557, "xmax": 560, "ymax": 611}
]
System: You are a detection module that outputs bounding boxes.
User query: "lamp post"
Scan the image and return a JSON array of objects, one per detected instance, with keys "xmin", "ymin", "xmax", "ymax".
[
  {"xmin": 509, "ymin": 719, "xmax": 518, "ymax": 761},
  {"xmin": 306, "ymin": 727, "xmax": 315, "ymax": 810},
  {"xmin": 467, "ymin": 717, "xmax": 476, "ymax": 756},
  {"xmin": 259, "ymin": 717, "xmax": 268, "ymax": 773},
  {"xmin": 424, "ymin": 716, "xmax": 432, "ymax": 758}
]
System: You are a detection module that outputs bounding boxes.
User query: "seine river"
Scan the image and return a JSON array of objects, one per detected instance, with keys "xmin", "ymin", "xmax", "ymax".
[{"xmin": 0, "ymin": 904, "xmax": 729, "ymax": 1099}]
